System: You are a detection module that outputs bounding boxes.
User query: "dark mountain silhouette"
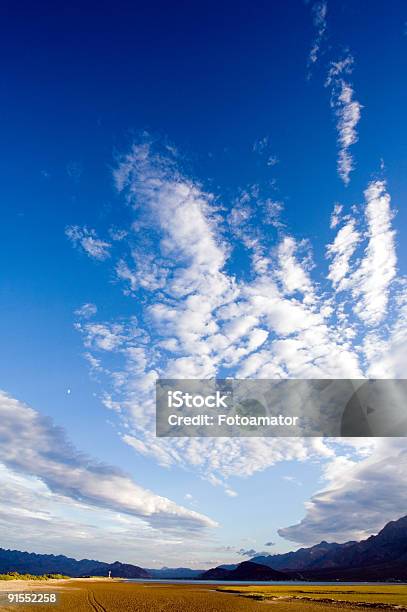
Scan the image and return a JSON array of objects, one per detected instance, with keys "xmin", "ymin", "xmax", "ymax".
[
  {"xmin": 200, "ymin": 560, "xmax": 288, "ymax": 581},
  {"xmin": 251, "ymin": 515, "xmax": 407, "ymax": 581},
  {"xmin": 199, "ymin": 566, "xmax": 231, "ymax": 580},
  {"xmin": 290, "ymin": 560, "xmax": 407, "ymax": 582},
  {"xmin": 200, "ymin": 515, "xmax": 407, "ymax": 582},
  {"xmin": 252, "ymin": 541, "xmax": 356, "ymax": 571},
  {"xmin": 0, "ymin": 548, "xmax": 150, "ymax": 579}
]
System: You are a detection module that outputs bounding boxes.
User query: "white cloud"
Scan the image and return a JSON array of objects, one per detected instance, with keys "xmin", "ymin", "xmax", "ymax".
[
  {"xmin": 70, "ymin": 144, "xmax": 369, "ymax": 493},
  {"xmin": 116, "ymin": 252, "xmax": 168, "ymax": 293},
  {"xmin": 364, "ymin": 281, "xmax": 407, "ymax": 377},
  {"xmin": 238, "ymin": 547, "xmax": 268, "ymax": 557},
  {"xmin": 74, "ymin": 303, "xmax": 97, "ymax": 319},
  {"xmin": 308, "ymin": 1, "xmax": 328, "ymax": 68},
  {"xmin": 279, "ymin": 438, "xmax": 407, "ymax": 545},
  {"xmin": 326, "ymin": 55, "xmax": 354, "ymax": 85},
  {"xmin": 109, "ymin": 227, "xmax": 128, "ymax": 241},
  {"xmin": 0, "ymin": 390, "xmax": 216, "ymax": 532},
  {"xmin": 252, "ymin": 137, "xmax": 279, "ymax": 168},
  {"xmin": 351, "ymin": 180, "xmax": 397, "ymax": 325},
  {"xmin": 265, "ymin": 199, "xmax": 284, "ymax": 227},
  {"xmin": 252, "ymin": 136, "xmax": 269, "ymax": 154},
  {"xmin": 227, "ymin": 188, "xmax": 278, "ymax": 273},
  {"xmin": 327, "ymin": 217, "xmax": 360, "ymax": 290},
  {"xmin": 66, "ymin": 143, "xmax": 406, "ymax": 549},
  {"xmin": 336, "ymin": 84, "xmax": 362, "ymax": 183},
  {"xmin": 76, "ymin": 320, "xmax": 141, "ymax": 352},
  {"xmin": 326, "ymin": 180, "xmax": 397, "ymax": 338},
  {"xmin": 330, "ymin": 203, "xmax": 343, "ymax": 228},
  {"xmin": 326, "ymin": 55, "xmax": 362, "ymax": 185},
  {"xmin": 276, "ymin": 237, "xmax": 314, "ymax": 297},
  {"xmin": 66, "ymin": 226, "xmax": 111, "ymax": 260},
  {"xmin": 0, "ymin": 463, "xmax": 220, "ymax": 567}
]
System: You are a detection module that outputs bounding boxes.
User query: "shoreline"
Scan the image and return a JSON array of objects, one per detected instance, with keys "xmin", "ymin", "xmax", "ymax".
[{"xmin": 1, "ymin": 577, "xmax": 407, "ymax": 588}]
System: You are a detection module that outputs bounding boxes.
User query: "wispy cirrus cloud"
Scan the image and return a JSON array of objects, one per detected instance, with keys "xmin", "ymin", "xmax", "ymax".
[
  {"xmin": 326, "ymin": 55, "xmax": 362, "ymax": 185},
  {"xmin": 308, "ymin": 1, "xmax": 328, "ymax": 70},
  {"xmin": 252, "ymin": 136, "xmax": 279, "ymax": 167}
]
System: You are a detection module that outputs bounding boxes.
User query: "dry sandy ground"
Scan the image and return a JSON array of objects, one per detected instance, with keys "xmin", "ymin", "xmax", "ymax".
[
  {"xmin": 0, "ymin": 579, "xmax": 74, "ymax": 592},
  {"xmin": 0, "ymin": 580, "xmax": 404, "ymax": 612},
  {"xmin": 0, "ymin": 578, "xmax": 111, "ymax": 591}
]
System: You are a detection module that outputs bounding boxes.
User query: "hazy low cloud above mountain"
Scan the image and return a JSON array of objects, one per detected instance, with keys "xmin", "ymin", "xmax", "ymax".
[
  {"xmin": 0, "ymin": 390, "xmax": 216, "ymax": 532},
  {"xmin": 279, "ymin": 438, "xmax": 407, "ymax": 545},
  {"xmin": 0, "ymin": 461, "xmax": 219, "ymax": 567}
]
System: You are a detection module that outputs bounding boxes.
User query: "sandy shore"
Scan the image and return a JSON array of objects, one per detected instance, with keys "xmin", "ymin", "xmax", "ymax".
[
  {"xmin": 0, "ymin": 580, "xmax": 406, "ymax": 612},
  {"xmin": 0, "ymin": 578, "xmax": 118, "ymax": 593}
]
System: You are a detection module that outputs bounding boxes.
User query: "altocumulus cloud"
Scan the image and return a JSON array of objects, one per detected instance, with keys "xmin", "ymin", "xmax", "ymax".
[
  {"xmin": 72, "ymin": 142, "xmax": 344, "ymax": 494},
  {"xmin": 0, "ymin": 390, "xmax": 216, "ymax": 531},
  {"xmin": 68, "ymin": 140, "xmax": 407, "ymax": 543}
]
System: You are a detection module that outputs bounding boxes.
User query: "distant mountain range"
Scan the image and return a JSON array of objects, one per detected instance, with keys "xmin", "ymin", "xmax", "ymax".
[
  {"xmin": 0, "ymin": 549, "xmax": 149, "ymax": 579},
  {"xmin": 200, "ymin": 515, "xmax": 407, "ymax": 582},
  {"xmin": 1, "ymin": 514, "xmax": 407, "ymax": 582},
  {"xmin": 251, "ymin": 540, "xmax": 357, "ymax": 571}
]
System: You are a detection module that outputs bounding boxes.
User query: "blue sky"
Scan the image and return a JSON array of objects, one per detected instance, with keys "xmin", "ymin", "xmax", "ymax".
[{"xmin": 0, "ymin": 0, "xmax": 407, "ymax": 568}]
